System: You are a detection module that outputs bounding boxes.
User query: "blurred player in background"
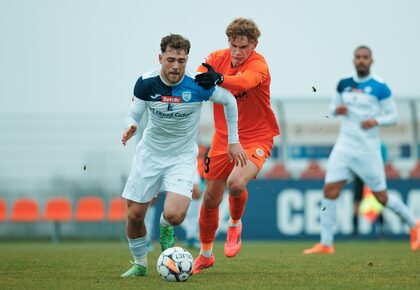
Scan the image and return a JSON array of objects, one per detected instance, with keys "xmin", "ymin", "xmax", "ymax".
[
  {"xmin": 352, "ymin": 142, "xmax": 387, "ymax": 237},
  {"xmin": 304, "ymin": 46, "xmax": 420, "ymax": 255},
  {"xmin": 120, "ymin": 34, "xmax": 246, "ymax": 277},
  {"xmin": 192, "ymin": 18, "xmax": 280, "ymax": 274}
]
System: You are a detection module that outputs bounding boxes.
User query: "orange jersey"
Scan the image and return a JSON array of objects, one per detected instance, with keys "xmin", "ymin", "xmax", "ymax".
[{"xmin": 198, "ymin": 49, "xmax": 280, "ymax": 156}]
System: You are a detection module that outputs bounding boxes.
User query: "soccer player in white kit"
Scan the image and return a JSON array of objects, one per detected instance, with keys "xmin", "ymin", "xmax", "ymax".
[
  {"xmin": 304, "ymin": 46, "xmax": 420, "ymax": 254},
  {"xmin": 120, "ymin": 34, "xmax": 247, "ymax": 277}
]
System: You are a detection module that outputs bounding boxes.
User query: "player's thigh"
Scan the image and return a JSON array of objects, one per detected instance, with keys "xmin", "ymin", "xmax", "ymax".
[
  {"xmin": 122, "ymin": 149, "xmax": 163, "ymax": 203},
  {"xmin": 164, "ymin": 191, "xmax": 191, "ymax": 217},
  {"xmin": 228, "ymin": 159, "xmax": 259, "ymax": 188},
  {"xmin": 325, "ymin": 147, "xmax": 352, "ymax": 184},
  {"xmin": 352, "ymin": 153, "xmax": 386, "ymax": 192}
]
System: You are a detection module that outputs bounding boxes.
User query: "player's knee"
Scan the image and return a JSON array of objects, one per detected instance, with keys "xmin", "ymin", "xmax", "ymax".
[
  {"xmin": 372, "ymin": 191, "xmax": 387, "ymax": 205},
  {"xmin": 203, "ymin": 192, "xmax": 222, "ymax": 208},
  {"xmin": 126, "ymin": 210, "xmax": 145, "ymax": 225},
  {"xmin": 164, "ymin": 210, "xmax": 186, "ymax": 226},
  {"xmin": 227, "ymin": 179, "xmax": 245, "ymax": 196}
]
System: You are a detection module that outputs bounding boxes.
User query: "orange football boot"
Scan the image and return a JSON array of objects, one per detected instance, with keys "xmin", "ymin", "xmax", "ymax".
[
  {"xmin": 224, "ymin": 223, "xmax": 242, "ymax": 257},
  {"xmin": 410, "ymin": 221, "xmax": 420, "ymax": 252},
  {"xmin": 303, "ymin": 243, "xmax": 335, "ymax": 255},
  {"xmin": 192, "ymin": 254, "xmax": 215, "ymax": 274}
]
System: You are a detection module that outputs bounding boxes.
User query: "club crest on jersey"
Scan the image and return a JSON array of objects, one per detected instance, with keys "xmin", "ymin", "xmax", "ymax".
[
  {"xmin": 182, "ymin": 91, "xmax": 192, "ymax": 102},
  {"xmin": 162, "ymin": 96, "xmax": 182, "ymax": 103},
  {"xmin": 256, "ymin": 148, "xmax": 264, "ymax": 157},
  {"xmin": 364, "ymin": 86, "xmax": 372, "ymax": 94}
]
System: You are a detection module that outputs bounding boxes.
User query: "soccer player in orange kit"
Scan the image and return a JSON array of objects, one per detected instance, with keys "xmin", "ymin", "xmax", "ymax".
[{"xmin": 192, "ymin": 18, "xmax": 280, "ymax": 274}]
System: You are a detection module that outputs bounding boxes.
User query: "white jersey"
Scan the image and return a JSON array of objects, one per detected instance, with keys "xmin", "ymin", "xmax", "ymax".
[
  {"xmin": 330, "ymin": 74, "xmax": 398, "ymax": 153},
  {"xmin": 125, "ymin": 68, "xmax": 239, "ymax": 156}
]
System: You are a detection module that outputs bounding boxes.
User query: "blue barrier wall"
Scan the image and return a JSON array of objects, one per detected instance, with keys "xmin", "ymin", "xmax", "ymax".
[{"xmin": 153, "ymin": 180, "xmax": 420, "ymax": 240}]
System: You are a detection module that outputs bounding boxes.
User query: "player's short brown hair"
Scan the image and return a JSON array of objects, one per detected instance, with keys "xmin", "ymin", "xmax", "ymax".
[
  {"xmin": 225, "ymin": 18, "xmax": 261, "ymax": 43},
  {"xmin": 160, "ymin": 34, "xmax": 191, "ymax": 54}
]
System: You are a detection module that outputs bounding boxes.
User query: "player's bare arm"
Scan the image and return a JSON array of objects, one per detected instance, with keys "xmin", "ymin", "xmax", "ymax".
[
  {"xmin": 122, "ymin": 125, "xmax": 137, "ymax": 146},
  {"xmin": 361, "ymin": 119, "xmax": 378, "ymax": 129},
  {"xmin": 122, "ymin": 96, "xmax": 146, "ymax": 146},
  {"xmin": 335, "ymin": 105, "xmax": 348, "ymax": 115}
]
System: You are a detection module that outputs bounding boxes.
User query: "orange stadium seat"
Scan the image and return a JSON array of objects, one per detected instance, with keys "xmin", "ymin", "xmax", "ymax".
[
  {"xmin": 44, "ymin": 198, "xmax": 72, "ymax": 222},
  {"xmin": 11, "ymin": 198, "xmax": 40, "ymax": 222},
  {"xmin": 385, "ymin": 162, "xmax": 400, "ymax": 179},
  {"xmin": 75, "ymin": 197, "xmax": 105, "ymax": 221},
  {"xmin": 264, "ymin": 162, "xmax": 291, "ymax": 179},
  {"xmin": 108, "ymin": 197, "xmax": 126, "ymax": 221},
  {"xmin": 300, "ymin": 161, "xmax": 325, "ymax": 179},
  {"xmin": 409, "ymin": 161, "xmax": 420, "ymax": 179},
  {"xmin": 0, "ymin": 199, "xmax": 6, "ymax": 221}
]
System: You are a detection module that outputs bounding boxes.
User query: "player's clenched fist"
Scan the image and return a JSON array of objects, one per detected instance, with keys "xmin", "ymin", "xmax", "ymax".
[{"xmin": 121, "ymin": 125, "xmax": 137, "ymax": 146}]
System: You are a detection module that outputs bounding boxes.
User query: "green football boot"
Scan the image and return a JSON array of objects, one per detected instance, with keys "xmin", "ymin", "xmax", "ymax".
[
  {"xmin": 120, "ymin": 262, "xmax": 147, "ymax": 277},
  {"xmin": 159, "ymin": 223, "xmax": 175, "ymax": 251}
]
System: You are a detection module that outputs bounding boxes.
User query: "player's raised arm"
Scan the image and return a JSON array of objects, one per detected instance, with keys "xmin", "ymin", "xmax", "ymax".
[
  {"xmin": 122, "ymin": 96, "xmax": 146, "ymax": 146},
  {"xmin": 196, "ymin": 61, "xmax": 266, "ymax": 92},
  {"xmin": 209, "ymin": 86, "xmax": 247, "ymax": 167}
]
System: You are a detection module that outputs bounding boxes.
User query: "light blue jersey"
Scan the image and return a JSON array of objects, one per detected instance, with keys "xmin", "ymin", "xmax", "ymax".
[
  {"xmin": 330, "ymin": 74, "xmax": 398, "ymax": 153},
  {"xmin": 125, "ymin": 68, "xmax": 239, "ymax": 156}
]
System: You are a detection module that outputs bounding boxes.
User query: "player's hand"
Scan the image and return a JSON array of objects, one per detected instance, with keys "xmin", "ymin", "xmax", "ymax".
[
  {"xmin": 121, "ymin": 125, "xmax": 137, "ymax": 146},
  {"xmin": 194, "ymin": 63, "xmax": 224, "ymax": 90},
  {"xmin": 335, "ymin": 105, "xmax": 348, "ymax": 115},
  {"xmin": 361, "ymin": 119, "xmax": 378, "ymax": 129},
  {"xmin": 227, "ymin": 143, "xmax": 248, "ymax": 167}
]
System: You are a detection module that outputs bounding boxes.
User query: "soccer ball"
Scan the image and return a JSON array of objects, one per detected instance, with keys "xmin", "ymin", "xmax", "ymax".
[{"xmin": 156, "ymin": 247, "xmax": 194, "ymax": 282}]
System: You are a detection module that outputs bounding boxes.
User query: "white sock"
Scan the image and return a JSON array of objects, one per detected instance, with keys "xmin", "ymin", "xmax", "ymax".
[
  {"xmin": 200, "ymin": 247, "xmax": 213, "ymax": 258},
  {"xmin": 320, "ymin": 198, "xmax": 337, "ymax": 247},
  {"xmin": 160, "ymin": 212, "xmax": 171, "ymax": 227},
  {"xmin": 144, "ymin": 205, "xmax": 156, "ymax": 243},
  {"xmin": 228, "ymin": 218, "xmax": 241, "ymax": 227},
  {"xmin": 386, "ymin": 194, "xmax": 416, "ymax": 228},
  {"xmin": 127, "ymin": 236, "xmax": 147, "ymax": 267}
]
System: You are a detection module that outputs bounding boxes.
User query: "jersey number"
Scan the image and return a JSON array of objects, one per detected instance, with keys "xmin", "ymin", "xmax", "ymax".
[{"xmin": 204, "ymin": 157, "xmax": 210, "ymax": 173}]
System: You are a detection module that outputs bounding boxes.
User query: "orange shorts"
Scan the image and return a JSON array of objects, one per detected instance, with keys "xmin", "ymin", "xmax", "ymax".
[{"xmin": 203, "ymin": 141, "xmax": 273, "ymax": 180}]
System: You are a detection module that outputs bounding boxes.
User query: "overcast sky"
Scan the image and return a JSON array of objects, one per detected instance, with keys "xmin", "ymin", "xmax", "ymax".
[{"xmin": 1, "ymin": 0, "xmax": 419, "ymax": 114}]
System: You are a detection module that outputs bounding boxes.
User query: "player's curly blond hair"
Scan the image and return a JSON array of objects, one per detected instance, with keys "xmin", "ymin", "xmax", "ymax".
[{"xmin": 225, "ymin": 18, "xmax": 261, "ymax": 43}]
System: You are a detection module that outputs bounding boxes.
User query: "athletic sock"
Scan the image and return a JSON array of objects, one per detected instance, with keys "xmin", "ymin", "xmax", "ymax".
[
  {"xmin": 228, "ymin": 218, "xmax": 241, "ymax": 227},
  {"xmin": 385, "ymin": 194, "xmax": 416, "ymax": 228},
  {"xmin": 200, "ymin": 242, "xmax": 213, "ymax": 258},
  {"xmin": 160, "ymin": 212, "xmax": 171, "ymax": 227},
  {"xmin": 199, "ymin": 204, "xmax": 219, "ymax": 255},
  {"xmin": 127, "ymin": 236, "xmax": 148, "ymax": 267},
  {"xmin": 229, "ymin": 189, "xmax": 248, "ymax": 221},
  {"xmin": 320, "ymin": 198, "xmax": 337, "ymax": 247}
]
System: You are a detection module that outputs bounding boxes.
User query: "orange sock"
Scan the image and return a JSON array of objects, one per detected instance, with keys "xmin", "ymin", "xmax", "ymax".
[
  {"xmin": 199, "ymin": 203, "xmax": 219, "ymax": 245},
  {"xmin": 229, "ymin": 189, "xmax": 248, "ymax": 220}
]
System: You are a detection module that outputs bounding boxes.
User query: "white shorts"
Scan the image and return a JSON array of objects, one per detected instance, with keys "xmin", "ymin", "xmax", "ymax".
[
  {"xmin": 122, "ymin": 145, "xmax": 197, "ymax": 203},
  {"xmin": 325, "ymin": 146, "xmax": 386, "ymax": 192}
]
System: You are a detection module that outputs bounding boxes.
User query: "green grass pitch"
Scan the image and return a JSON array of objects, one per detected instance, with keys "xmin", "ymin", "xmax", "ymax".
[{"xmin": 0, "ymin": 240, "xmax": 418, "ymax": 289}]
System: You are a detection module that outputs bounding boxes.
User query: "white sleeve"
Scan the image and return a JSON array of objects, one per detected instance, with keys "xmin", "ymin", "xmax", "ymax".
[
  {"xmin": 209, "ymin": 86, "xmax": 239, "ymax": 144},
  {"xmin": 124, "ymin": 97, "xmax": 147, "ymax": 129},
  {"xmin": 328, "ymin": 93, "xmax": 343, "ymax": 116},
  {"xmin": 375, "ymin": 97, "xmax": 398, "ymax": 126}
]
